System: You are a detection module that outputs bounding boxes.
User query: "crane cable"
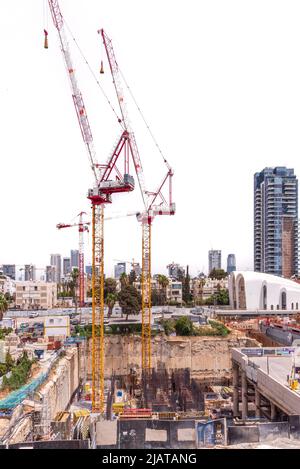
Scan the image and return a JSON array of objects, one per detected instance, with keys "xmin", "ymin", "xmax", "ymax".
[
  {"xmin": 119, "ymin": 68, "xmax": 171, "ymax": 171},
  {"xmin": 62, "ymin": 20, "xmax": 170, "ymax": 172},
  {"xmin": 64, "ymin": 19, "xmax": 123, "ymax": 127}
]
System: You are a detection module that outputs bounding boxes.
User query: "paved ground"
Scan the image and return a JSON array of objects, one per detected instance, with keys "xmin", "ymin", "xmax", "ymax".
[{"xmin": 251, "ymin": 356, "xmax": 294, "ymax": 383}]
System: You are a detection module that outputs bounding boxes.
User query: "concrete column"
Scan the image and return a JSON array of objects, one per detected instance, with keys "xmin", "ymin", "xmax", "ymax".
[
  {"xmin": 270, "ymin": 402, "xmax": 277, "ymax": 421},
  {"xmin": 255, "ymin": 387, "xmax": 261, "ymax": 418},
  {"xmin": 233, "ymin": 362, "xmax": 239, "ymax": 417},
  {"xmin": 241, "ymin": 371, "xmax": 248, "ymax": 420}
]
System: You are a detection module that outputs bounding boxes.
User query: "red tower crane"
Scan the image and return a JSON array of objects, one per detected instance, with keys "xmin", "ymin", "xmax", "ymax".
[
  {"xmin": 47, "ymin": 1, "xmax": 142, "ymax": 412},
  {"xmin": 56, "ymin": 211, "xmax": 90, "ymax": 307},
  {"xmin": 100, "ymin": 29, "xmax": 175, "ymax": 374}
]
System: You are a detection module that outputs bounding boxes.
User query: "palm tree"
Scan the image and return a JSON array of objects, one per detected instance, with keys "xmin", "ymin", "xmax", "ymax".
[
  {"xmin": 157, "ymin": 275, "xmax": 169, "ymax": 305},
  {"xmin": 0, "ymin": 294, "xmax": 8, "ymax": 321},
  {"xmin": 106, "ymin": 293, "xmax": 117, "ymax": 318},
  {"xmin": 120, "ymin": 272, "xmax": 129, "ymax": 290}
]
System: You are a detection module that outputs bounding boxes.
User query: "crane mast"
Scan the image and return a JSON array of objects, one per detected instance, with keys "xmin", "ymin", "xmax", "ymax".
[
  {"xmin": 101, "ymin": 29, "xmax": 175, "ymax": 376},
  {"xmin": 57, "ymin": 212, "xmax": 90, "ymax": 308}
]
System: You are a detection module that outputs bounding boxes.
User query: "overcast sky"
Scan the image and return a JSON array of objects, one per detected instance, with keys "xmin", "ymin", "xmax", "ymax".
[{"xmin": 1, "ymin": 0, "xmax": 300, "ymax": 278}]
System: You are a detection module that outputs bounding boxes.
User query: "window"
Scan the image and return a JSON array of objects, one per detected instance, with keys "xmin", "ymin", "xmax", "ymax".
[
  {"xmin": 271, "ymin": 305, "xmax": 273, "ymax": 310},
  {"xmin": 297, "ymin": 303, "xmax": 299, "ymax": 310},
  {"xmin": 292, "ymin": 303, "xmax": 294, "ymax": 310},
  {"xmin": 49, "ymin": 319, "xmax": 54, "ymax": 324}
]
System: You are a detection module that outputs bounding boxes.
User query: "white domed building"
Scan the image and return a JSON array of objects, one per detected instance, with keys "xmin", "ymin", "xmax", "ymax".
[{"xmin": 229, "ymin": 271, "xmax": 300, "ymax": 311}]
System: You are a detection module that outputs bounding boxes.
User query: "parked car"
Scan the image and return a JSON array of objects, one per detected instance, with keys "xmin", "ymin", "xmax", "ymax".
[{"xmin": 29, "ymin": 312, "xmax": 39, "ymax": 318}]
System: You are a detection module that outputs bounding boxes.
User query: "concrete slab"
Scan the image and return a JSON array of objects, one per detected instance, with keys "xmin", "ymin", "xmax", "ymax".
[{"xmin": 96, "ymin": 420, "xmax": 117, "ymax": 445}]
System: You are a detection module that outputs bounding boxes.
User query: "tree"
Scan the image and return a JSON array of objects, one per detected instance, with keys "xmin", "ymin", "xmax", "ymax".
[
  {"xmin": 157, "ymin": 274, "xmax": 169, "ymax": 305},
  {"xmin": 215, "ymin": 289, "xmax": 229, "ymax": 305},
  {"xmin": 182, "ymin": 266, "xmax": 192, "ymax": 304},
  {"xmin": 0, "ymin": 294, "xmax": 8, "ymax": 321},
  {"xmin": 119, "ymin": 273, "xmax": 129, "ymax": 290},
  {"xmin": 175, "ymin": 316, "xmax": 194, "ymax": 336},
  {"xmin": 5, "ymin": 352, "xmax": 14, "ymax": 371},
  {"xmin": 69, "ymin": 268, "xmax": 79, "ymax": 310},
  {"xmin": 118, "ymin": 285, "xmax": 141, "ymax": 321},
  {"xmin": 104, "ymin": 278, "xmax": 117, "ymax": 298},
  {"xmin": 129, "ymin": 270, "xmax": 137, "ymax": 285},
  {"xmin": 106, "ymin": 293, "xmax": 117, "ymax": 318},
  {"xmin": 151, "ymin": 288, "xmax": 160, "ymax": 306},
  {"xmin": 209, "ymin": 268, "xmax": 228, "ymax": 280}
]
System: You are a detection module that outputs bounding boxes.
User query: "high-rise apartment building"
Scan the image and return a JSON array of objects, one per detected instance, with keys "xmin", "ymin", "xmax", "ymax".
[
  {"xmin": 166, "ymin": 262, "xmax": 185, "ymax": 280},
  {"xmin": 24, "ymin": 264, "xmax": 36, "ymax": 281},
  {"xmin": 227, "ymin": 254, "xmax": 236, "ymax": 274},
  {"xmin": 70, "ymin": 250, "xmax": 79, "ymax": 269},
  {"xmin": 114, "ymin": 262, "xmax": 126, "ymax": 279},
  {"xmin": 50, "ymin": 254, "xmax": 61, "ymax": 284},
  {"xmin": 208, "ymin": 250, "xmax": 221, "ymax": 273},
  {"xmin": 46, "ymin": 266, "xmax": 56, "ymax": 283},
  {"xmin": 1, "ymin": 265, "xmax": 16, "ymax": 280},
  {"xmin": 63, "ymin": 257, "xmax": 71, "ymax": 276},
  {"xmin": 254, "ymin": 167, "xmax": 298, "ymax": 277}
]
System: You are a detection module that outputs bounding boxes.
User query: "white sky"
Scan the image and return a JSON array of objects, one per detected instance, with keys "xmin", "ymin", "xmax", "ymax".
[{"xmin": 1, "ymin": 0, "xmax": 300, "ymax": 278}]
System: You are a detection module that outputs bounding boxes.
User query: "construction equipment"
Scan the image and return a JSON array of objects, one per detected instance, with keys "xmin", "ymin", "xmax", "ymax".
[
  {"xmin": 57, "ymin": 212, "xmax": 90, "ymax": 307},
  {"xmin": 100, "ymin": 29, "xmax": 175, "ymax": 375},
  {"xmin": 47, "ymin": 2, "xmax": 139, "ymax": 413}
]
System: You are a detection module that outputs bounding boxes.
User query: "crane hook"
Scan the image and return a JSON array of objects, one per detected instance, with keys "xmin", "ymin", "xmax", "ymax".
[
  {"xmin": 44, "ymin": 29, "xmax": 48, "ymax": 49},
  {"xmin": 100, "ymin": 60, "xmax": 104, "ymax": 74}
]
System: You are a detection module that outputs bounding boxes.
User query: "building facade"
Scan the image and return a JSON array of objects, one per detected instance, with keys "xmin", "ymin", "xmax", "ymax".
[
  {"xmin": 229, "ymin": 271, "xmax": 300, "ymax": 311},
  {"xmin": 46, "ymin": 266, "xmax": 56, "ymax": 283},
  {"xmin": 50, "ymin": 254, "xmax": 62, "ymax": 284},
  {"xmin": 63, "ymin": 257, "xmax": 71, "ymax": 276},
  {"xmin": 15, "ymin": 282, "xmax": 57, "ymax": 310},
  {"xmin": 227, "ymin": 254, "xmax": 236, "ymax": 274},
  {"xmin": 114, "ymin": 262, "xmax": 126, "ymax": 279},
  {"xmin": 254, "ymin": 167, "xmax": 298, "ymax": 277},
  {"xmin": 166, "ymin": 262, "xmax": 185, "ymax": 280},
  {"xmin": 191, "ymin": 277, "xmax": 228, "ymax": 302},
  {"xmin": 70, "ymin": 250, "xmax": 79, "ymax": 269},
  {"xmin": 24, "ymin": 264, "xmax": 36, "ymax": 281},
  {"xmin": 1, "ymin": 265, "xmax": 16, "ymax": 280},
  {"xmin": 0, "ymin": 275, "xmax": 15, "ymax": 297},
  {"xmin": 208, "ymin": 250, "xmax": 221, "ymax": 273}
]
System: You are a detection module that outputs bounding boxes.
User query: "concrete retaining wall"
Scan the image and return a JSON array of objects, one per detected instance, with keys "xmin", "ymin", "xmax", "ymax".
[{"xmin": 83, "ymin": 335, "xmax": 257, "ymax": 379}]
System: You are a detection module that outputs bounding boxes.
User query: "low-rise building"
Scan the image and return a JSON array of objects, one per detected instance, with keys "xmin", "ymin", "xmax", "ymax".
[
  {"xmin": 0, "ymin": 274, "xmax": 15, "ymax": 297},
  {"xmin": 191, "ymin": 277, "xmax": 228, "ymax": 301},
  {"xmin": 15, "ymin": 282, "xmax": 57, "ymax": 310},
  {"xmin": 133, "ymin": 277, "xmax": 183, "ymax": 304},
  {"xmin": 44, "ymin": 316, "xmax": 70, "ymax": 338},
  {"xmin": 229, "ymin": 271, "xmax": 300, "ymax": 310}
]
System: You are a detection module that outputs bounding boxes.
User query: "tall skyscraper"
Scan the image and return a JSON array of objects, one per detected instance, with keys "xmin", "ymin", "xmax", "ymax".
[
  {"xmin": 114, "ymin": 262, "xmax": 126, "ymax": 279},
  {"xmin": 24, "ymin": 264, "xmax": 36, "ymax": 281},
  {"xmin": 50, "ymin": 254, "xmax": 61, "ymax": 284},
  {"xmin": 70, "ymin": 250, "xmax": 79, "ymax": 269},
  {"xmin": 63, "ymin": 257, "xmax": 71, "ymax": 276},
  {"xmin": 46, "ymin": 265, "xmax": 56, "ymax": 283},
  {"xmin": 2, "ymin": 265, "xmax": 16, "ymax": 280},
  {"xmin": 227, "ymin": 254, "xmax": 236, "ymax": 274},
  {"xmin": 254, "ymin": 167, "xmax": 298, "ymax": 277},
  {"xmin": 208, "ymin": 250, "xmax": 221, "ymax": 273}
]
